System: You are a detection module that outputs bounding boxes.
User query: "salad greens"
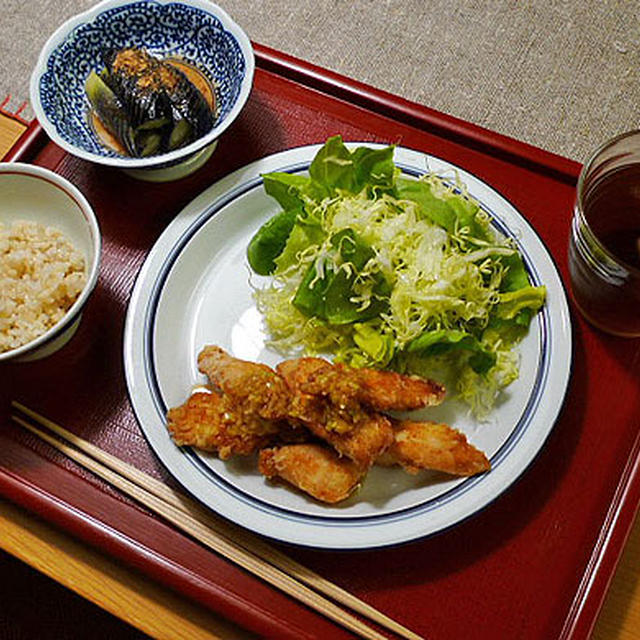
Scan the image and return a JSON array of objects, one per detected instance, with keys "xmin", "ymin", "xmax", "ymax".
[{"xmin": 247, "ymin": 135, "xmax": 546, "ymax": 417}]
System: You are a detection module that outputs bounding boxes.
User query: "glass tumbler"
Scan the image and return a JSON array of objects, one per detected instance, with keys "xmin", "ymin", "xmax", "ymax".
[{"xmin": 568, "ymin": 130, "xmax": 640, "ymax": 337}]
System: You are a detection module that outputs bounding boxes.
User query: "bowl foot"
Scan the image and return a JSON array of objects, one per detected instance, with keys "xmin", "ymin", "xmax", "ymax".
[{"xmin": 123, "ymin": 140, "xmax": 218, "ymax": 183}]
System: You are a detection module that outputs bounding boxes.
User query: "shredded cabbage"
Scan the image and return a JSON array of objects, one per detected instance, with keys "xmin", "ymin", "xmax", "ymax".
[{"xmin": 248, "ymin": 137, "xmax": 545, "ymax": 418}]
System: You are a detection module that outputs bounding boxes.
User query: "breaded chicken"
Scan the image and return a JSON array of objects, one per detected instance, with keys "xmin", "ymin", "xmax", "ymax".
[
  {"xmin": 378, "ymin": 419, "xmax": 491, "ymax": 476},
  {"xmin": 275, "ymin": 357, "xmax": 327, "ymax": 389},
  {"xmin": 167, "ymin": 345, "xmax": 489, "ymax": 505},
  {"xmin": 166, "ymin": 391, "xmax": 280, "ymax": 460},
  {"xmin": 316, "ymin": 410, "xmax": 394, "ymax": 468},
  {"xmin": 301, "ymin": 360, "xmax": 446, "ymax": 411},
  {"xmin": 198, "ymin": 346, "xmax": 290, "ymax": 420},
  {"xmin": 276, "ymin": 358, "xmax": 394, "ymax": 467},
  {"xmin": 258, "ymin": 443, "xmax": 365, "ymax": 503}
]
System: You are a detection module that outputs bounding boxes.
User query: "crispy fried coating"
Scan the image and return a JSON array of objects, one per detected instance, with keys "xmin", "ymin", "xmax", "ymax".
[
  {"xmin": 258, "ymin": 443, "xmax": 365, "ymax": 503},
  {"xmin": 276, "ymin": 358, "xmax": 367, "ymax": 433},
  {"xmin": 317, "ymin": 410, "xmax": 393, "ymax": 468},
  {"xmin": 168, "ymin": 345, "xmax": 489, "ymax": 506},
  {"xmin": 275, "ymin": 357, "xmax": 328, "ymax": 388},
  {"xmin": 276, "ymin": 358, "xmax": 394, "ymax": 468},
  {"xmin": 378, "ymin": 419, "xmax": 491, "ymax": 476},
  {"xmin": 301, "ymin": 360, "xmax": 446, "ymax": 411},
  {"xmin": 166, "ymin": 391, "xmax": 280, "ymax": 460},
  {"xmin": 198, "ymin": 346, "xmax": 290, "ymax": 420}
]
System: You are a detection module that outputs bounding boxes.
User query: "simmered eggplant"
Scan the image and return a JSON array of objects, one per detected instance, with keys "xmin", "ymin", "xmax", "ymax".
[
  {"xmin": 85, "ymin": 47, "xmax": 215, "ymax": 157},
  {"xmin": 85, "ymin": 71, "xmax": 137, "ymax": 155}
]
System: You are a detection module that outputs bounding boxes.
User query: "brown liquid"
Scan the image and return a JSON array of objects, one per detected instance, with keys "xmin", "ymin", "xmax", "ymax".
[
  {"xmin": 166, "ymin": 58, "xmax": 216, "ymax": 111},
  {"xmin": 91, "ymin": 58, "xmax": 216, "ymax": 155},
  {"xmin": 569, "ymin": 163, "xmax": 640, "ymax": 336},
  {"xmin": 584, "ymin": 164, "xmax": 640, "ymax": 270}
]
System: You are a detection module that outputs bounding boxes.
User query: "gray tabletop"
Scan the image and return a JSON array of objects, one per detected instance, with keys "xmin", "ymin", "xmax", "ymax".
[{"xmin": 1, "ymin": 0, "xmax": 638, "ymax": 162}]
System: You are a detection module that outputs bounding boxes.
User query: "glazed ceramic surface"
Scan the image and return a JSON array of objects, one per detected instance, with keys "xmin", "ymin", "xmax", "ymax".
[
  {"xmin": 124, "ymin": 143, "xmax": 572, "ymax": 549},
  {"xmin": 0, "ymin": 163, "xmax": 101, "ymax": 362},
  {"xmin": 30, "ymin": 0, "xmax": 254, "ymax": 171}
]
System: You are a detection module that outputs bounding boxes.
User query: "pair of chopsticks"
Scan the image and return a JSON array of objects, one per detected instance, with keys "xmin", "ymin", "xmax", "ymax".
[{"xmin": 10, "ymin": 401, "xmax": 424, "ymax": 640}]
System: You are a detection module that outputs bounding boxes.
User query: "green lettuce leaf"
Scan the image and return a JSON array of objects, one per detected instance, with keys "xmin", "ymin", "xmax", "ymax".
[
  {"xmin": 352, "ymin": 323, "xmax": 395, "ymax": 367},
  {"xmin": 292, "ymin": 228, "xmax": 390, "ymax": 324},
  {"xmin": 247, "ymin": 208, "xmax": 299, "ymax": 275},
  {"xmin": 482, "ymin": 286, "xmax": 546, "ymax": 345},
  {"xmin": 309, "ymin": 135, "xmax": 395, "ymax": 195},
  {"xmin": 262, "ymin": 172, "xmax": 313, "ymax": 210},
  {"xmin": 406, "ymin": 328, "xmax": 497, "ymax": 374},
  {"xmin": 395, "ymin": 177, "xmax": 488, "ymax": 241},
  {"xmin": 498, "ymin": 252, "xmax": 531, "ymax": 292},
  {"xmin": 495, "ymin": 286, "xmax": 546, "ymax": 320},
  {"xmin": 273, "ymin": 222, "xmax": 324, "ymax": 273}
]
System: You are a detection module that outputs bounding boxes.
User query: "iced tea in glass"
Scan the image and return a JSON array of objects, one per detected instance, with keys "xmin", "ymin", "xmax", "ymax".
[{"xmin": 568, "ymin": 130, "xmax": 640, "ymax": 337}]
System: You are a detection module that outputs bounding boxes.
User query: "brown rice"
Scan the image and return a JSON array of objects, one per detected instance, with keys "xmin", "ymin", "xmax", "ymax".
[{"xmin": 0, "ymin": 220, "xmax": 87, "ymax": 353}]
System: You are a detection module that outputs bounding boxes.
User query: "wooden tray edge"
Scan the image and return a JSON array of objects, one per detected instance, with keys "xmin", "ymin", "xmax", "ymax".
[
  {"xmin": 5, "ymin": 44, "xmax": 637, "ymax": 640},
  {"xmin": 559, "ymin": 428, "xmax": 640, "ymax": 639},
  {"xmin": 0, "ymin": 434, "xmax": 342, "ymax": 640},
  {"xmin": 252, "ymin": 42, "xmax": 582, "ymax": 183}
]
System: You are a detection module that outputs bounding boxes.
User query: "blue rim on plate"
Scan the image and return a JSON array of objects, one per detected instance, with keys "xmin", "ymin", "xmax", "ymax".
[{"xmin": 123, "ymin": 144, "xmax": 572, "ymax": 549}]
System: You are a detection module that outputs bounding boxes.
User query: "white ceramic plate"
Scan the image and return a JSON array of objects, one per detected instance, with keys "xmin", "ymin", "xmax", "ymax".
[{"xmin": 124, "ymin": 143, "xmax": 572, "ymax": 549}]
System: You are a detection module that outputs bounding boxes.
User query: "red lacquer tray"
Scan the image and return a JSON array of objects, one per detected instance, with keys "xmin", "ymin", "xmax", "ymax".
[{"xmin": 2, "ymin": 44, "xmax": 639, "ymax": 640}]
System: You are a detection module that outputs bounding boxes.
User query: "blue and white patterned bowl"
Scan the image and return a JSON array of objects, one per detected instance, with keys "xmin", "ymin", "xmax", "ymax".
[{"xmin": 30, "ymin": 0, "xmax": 254, "ymax": 179}]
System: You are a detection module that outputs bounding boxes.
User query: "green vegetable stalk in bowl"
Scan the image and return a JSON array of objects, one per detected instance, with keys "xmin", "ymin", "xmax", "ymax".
[{"xmin": 247, "ymin": 136, "xmax": 546, "ymax": 418}]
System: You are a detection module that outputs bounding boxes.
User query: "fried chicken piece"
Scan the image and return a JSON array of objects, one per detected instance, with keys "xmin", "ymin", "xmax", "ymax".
[
  {"xmin": 317, "ymin": 410, "xmax": 394, "ymax": 468},
  {"xmin": 276, "ymin": 358, "xmax": 394, "ymax": 468},
  {"xmin": 378, "ymin": 419, "xmax": 491, "ymax": 476},
  {"xmin": 275, "ymin": 357, "xmax": 328, "ymax": 386},
  {"xmin": 166, "ymin": 391, "xmax": 281, "ymax": 460},
  {"xmin": 258, "ymin": 443, "xmax": 365, "ymax": 503},
  {"xmin": 301, "ymin": 361, "xmax": 446, "ymax": 411},
  {"xmin": 276, "ymin": 357, "xmax": 370, "ymax": 432},
  {"xmin": 288, "ymin": 393, "xmax": 393, "ymax": 468},
  {"xmin": 198, "ymin": 346, "xmax": 290, "ymax": 420}
]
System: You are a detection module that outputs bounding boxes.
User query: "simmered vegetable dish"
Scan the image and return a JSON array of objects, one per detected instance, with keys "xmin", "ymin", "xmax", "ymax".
[{"xmin": 85, "ymin": 47, "xmax": 215, "ymax": 157}]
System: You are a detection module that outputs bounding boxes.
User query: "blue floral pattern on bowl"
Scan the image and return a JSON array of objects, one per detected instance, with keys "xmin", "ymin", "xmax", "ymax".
[{"xmin": 36, "ymin": 0, "xmax": 250, "ymax": 161}]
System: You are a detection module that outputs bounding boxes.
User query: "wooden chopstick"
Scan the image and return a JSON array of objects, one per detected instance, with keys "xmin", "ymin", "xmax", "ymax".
[
  {"xmin": 10, "ymin": 412, "xmax": 386, "ymax": 640},
  {"xmin": 11, "ymin": 401, "xmax": 424, "ymax": 640}
]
